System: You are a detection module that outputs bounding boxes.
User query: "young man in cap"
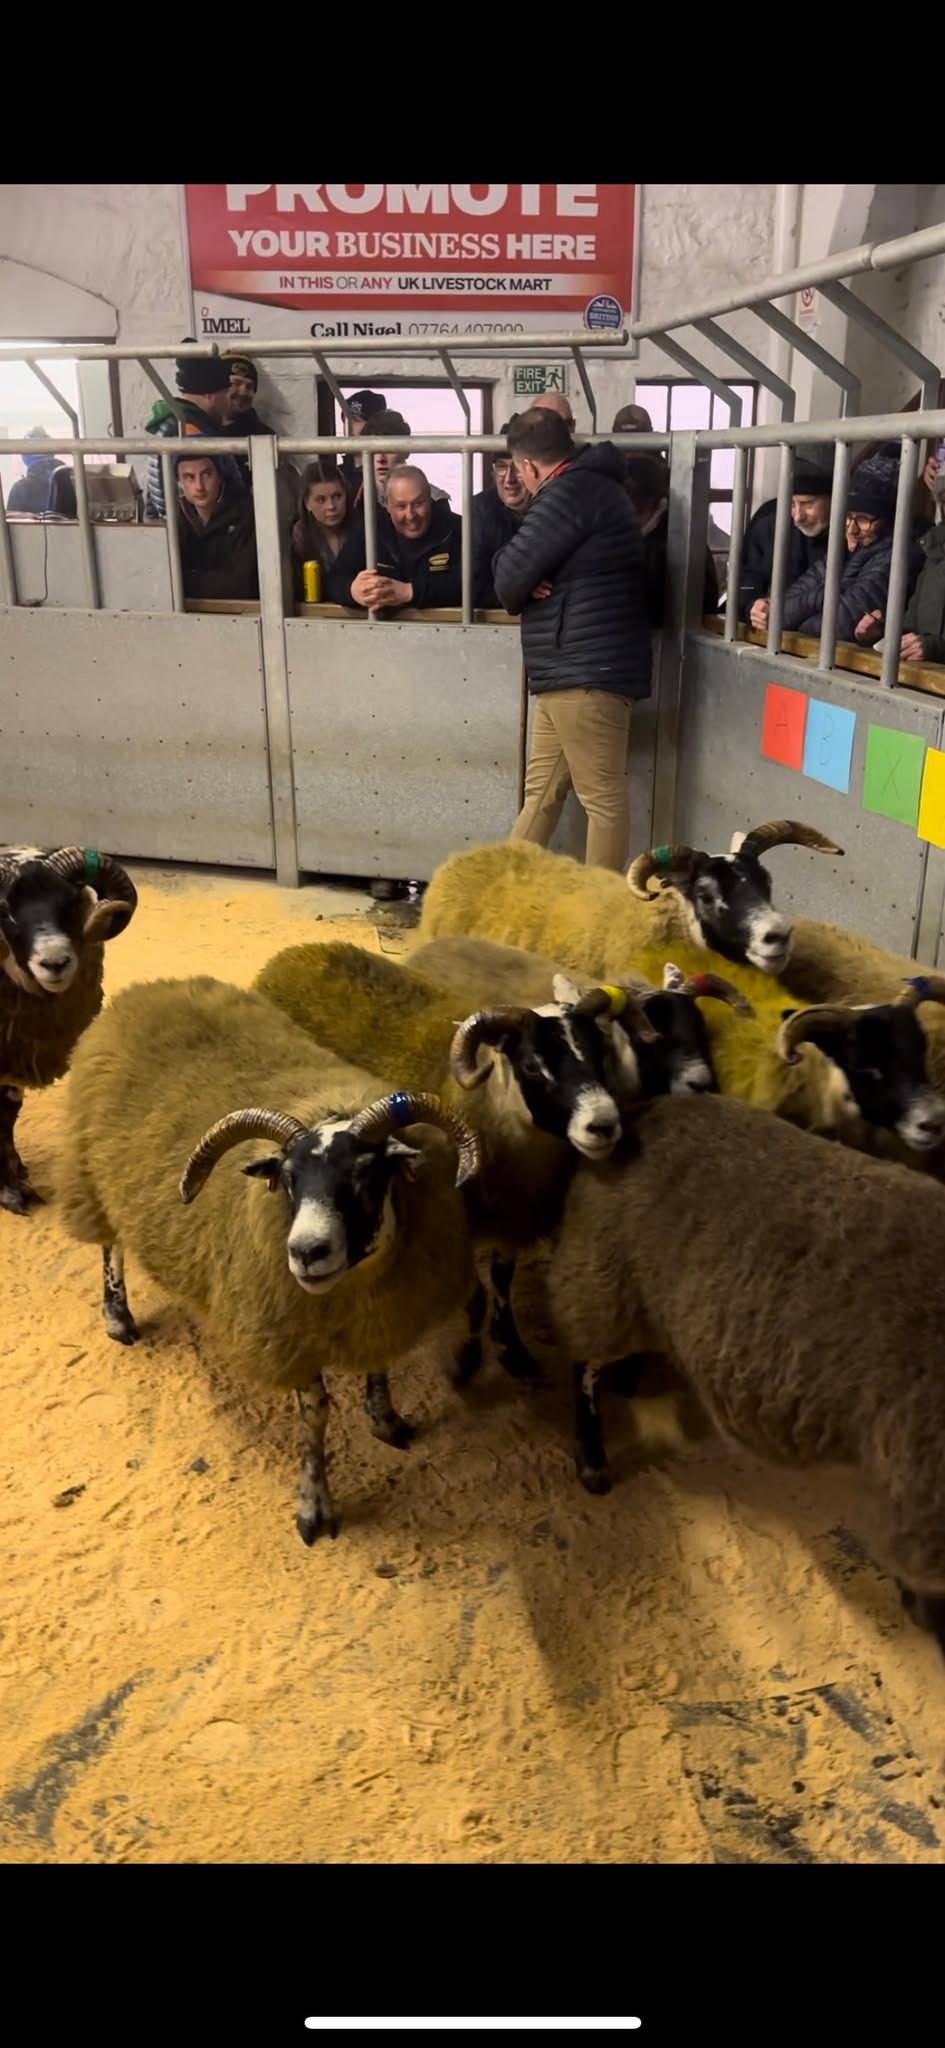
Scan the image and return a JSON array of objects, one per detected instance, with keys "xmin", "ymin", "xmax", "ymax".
[
  {"xmin": 145, "ymin": 346, "xmax": 243, "ymax": 520},
  {"xmin": 340, "ymin": 389, "xmax": 387, "ymax": 488}
]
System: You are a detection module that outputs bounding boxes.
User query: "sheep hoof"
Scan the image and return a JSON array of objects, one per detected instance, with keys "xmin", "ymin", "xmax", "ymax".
[
  {"xmin": 296, "ymin": 1501, "xmax": 339, "ymax": 1546},
  {"xmin": 104, "ymin": 1311, "xmax": 139, "ymax": 1346},
  {"xmin": 577, "ymin": 1463, "xmax": 612, "ymax": 1497}
]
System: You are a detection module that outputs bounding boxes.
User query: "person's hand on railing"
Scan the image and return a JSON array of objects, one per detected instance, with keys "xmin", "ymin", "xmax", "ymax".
[
  {"xmin": 854, "ymin": 610, "xmax": 884, "ymax": 646},
  {"xmin": 900, "ymin": 632, "xmax": 928, "ymax": 664},
  {"xmin": 749, "ymin": 598, "xmax": 769, "ymax": 631},
  {"xmin": 351, "ymin": 570, "xmax": 413, "ymax": 610}
]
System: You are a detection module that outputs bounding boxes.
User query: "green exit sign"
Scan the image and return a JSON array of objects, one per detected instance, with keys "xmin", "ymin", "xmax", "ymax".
[{"xmin": 512, "ymin": 364, "xmax": 569, "ymax": 397}]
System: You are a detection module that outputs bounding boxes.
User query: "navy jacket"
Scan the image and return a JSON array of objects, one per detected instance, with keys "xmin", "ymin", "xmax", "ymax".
[
  {"xmin": 739, "ymin": 499, "xmax": 828, "ymax": 620},
  {"xmin": 328, "ymin": 500, "xmax": 463, "ymax": 610},
  {"xmin": 782, "ymin": 535, "xmax": 923, "ymax": 642},
  {"xmin": 472, "ymin": 487, "xmax": 523, "ymax": 607},
  {"xmin": 492, "ymin": 443, "xmax": 651, "ymax": 700}
]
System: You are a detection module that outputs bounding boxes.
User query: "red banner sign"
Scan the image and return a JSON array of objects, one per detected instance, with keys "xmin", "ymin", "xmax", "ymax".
[{"xmin": 184, "ymin": 184, "xmax": 636, "ymax": 342}]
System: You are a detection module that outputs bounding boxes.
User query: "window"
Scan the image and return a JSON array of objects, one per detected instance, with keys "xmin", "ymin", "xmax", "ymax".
[
  {"xmin": 633, "ymin": 380, "xmax": 758, "ymax": 543},
  {"xmin": 0, "ymin": 345, "xmax": 111, "ymax": 509},
  {"xmin": 334, "ymin": 382, "xmax": 486, "ymax": 506}
]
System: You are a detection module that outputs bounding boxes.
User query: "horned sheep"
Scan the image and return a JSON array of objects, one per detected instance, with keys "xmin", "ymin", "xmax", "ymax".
[
  {"xmin": 412, "ymin": 935, "xmax": 945, "ymax": 1171},
  {"xmin": 534, "ymin": 1087, "xmax": 945, "ymax": 1655},
  {"xmin": 252, "ymin": 939, "xmax": 658, "ymax": 1379},
  {"xmin": 57, "ymin": 975, "xmax": 484, "ymax": 1545},
  {"xmin": 0, "ymin": 845, "xmax": 137, "ymax": 1213}
]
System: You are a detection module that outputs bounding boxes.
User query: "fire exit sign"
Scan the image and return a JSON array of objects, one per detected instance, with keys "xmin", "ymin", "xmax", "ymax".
[{"xmin": 512, "ymin": 364, "xmax": 569, "ymax": 397}]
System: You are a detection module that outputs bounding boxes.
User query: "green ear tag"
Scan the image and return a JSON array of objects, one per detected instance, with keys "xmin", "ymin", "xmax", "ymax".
[
  {"xmin": 84, "ymin": 849, "xmax": 101, "ymax": 881},
  {"xmin": 652, "ymin": 845, "xmax": 672, "ymax": 866}
]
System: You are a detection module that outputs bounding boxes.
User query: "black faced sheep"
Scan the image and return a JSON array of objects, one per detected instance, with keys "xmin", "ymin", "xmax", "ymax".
[{"xmin": 57, "ymin": 975, "xmax": 483, "ymax": 1545}]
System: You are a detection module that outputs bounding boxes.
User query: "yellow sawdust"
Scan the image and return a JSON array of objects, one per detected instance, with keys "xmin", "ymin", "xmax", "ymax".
[{"xmin": 2, "ymin": 871, "xmax": 944, "ymax": 1864}]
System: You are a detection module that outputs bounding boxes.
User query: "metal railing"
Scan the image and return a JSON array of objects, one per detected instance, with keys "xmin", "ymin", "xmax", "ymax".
[
  {"xmin": 631, "ymin": 218, "xmax": 945, "ymax": 423},
  {"xmin": 700, "ymin": 409, "xmax": 945, "ymax": 685}
]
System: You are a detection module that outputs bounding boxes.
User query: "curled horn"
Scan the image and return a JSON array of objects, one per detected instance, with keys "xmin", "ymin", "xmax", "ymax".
[
  {"xmin": 43, "ymin": 847, "xmax": 139, "ymax": 937},
  {"xmin": 349, "ymin": 1091, "xmax": 480, "ymax": 1188},
  {"xmin": 573, "ymin": 985, "xmax": 660, "ymax": 1044},
  {"xmin": 662, "ymin": 964, "xmax": 755, "ymax": 1017},
  {"xmin": 776, "ymin": 1005, "xmax": 855, "ymax": 1066},
  {"xmin": 898, "ymin": 974, "xmax": 945, "ymax": 1012},
  {"xmin": 450, "ymin": 1008, "xmax": 530, "ymax": 1091},
  {"xmin": 627, "ymin": 845, "xmax": 699, "ymax": 900},
  {"xmin": 180, "ymin": 1108, "xmax": 307, "ymax": 1204},
  {"xmin": 738, "ymin": 820, "xmax": 844, "ymax": 863}
]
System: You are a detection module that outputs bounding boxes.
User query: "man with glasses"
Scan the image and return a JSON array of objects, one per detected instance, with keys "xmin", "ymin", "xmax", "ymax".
[{"xmin": 473, "ymin": 420, "xmax": 529, "ymax": 607}]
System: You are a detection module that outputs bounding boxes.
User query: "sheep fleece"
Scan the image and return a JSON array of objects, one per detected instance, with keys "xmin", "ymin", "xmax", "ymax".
[{"xmin": 57, "ymin": 976, "xmax": 475, "ymax": 1393}]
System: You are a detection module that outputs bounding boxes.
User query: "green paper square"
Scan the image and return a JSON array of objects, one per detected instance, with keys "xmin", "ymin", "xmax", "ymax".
[{"xmin": 862, "ymin": 725, "xmax": 927, "ymax": 827}]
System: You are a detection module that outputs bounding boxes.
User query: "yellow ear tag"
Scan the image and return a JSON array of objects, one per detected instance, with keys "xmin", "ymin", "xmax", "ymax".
[{"xmin": 600, "ymin": 984, "xmax": 628, "ymax": 1017}]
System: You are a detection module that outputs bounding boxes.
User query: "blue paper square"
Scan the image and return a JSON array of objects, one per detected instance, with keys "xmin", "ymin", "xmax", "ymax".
[{"xmin": 802, "ymin": 699, "xmax": 856, "ymax": 793}]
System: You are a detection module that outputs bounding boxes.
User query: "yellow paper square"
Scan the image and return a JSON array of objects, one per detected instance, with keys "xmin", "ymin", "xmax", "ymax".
[{"xmin": 917, "ymin": 747, "xmax": 945, "ymax": 849}]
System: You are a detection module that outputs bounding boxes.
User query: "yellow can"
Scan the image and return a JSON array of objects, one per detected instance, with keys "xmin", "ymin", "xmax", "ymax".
[{"xmin": 302, "ymin": 560, "xmax": 321, "ymax": 604}]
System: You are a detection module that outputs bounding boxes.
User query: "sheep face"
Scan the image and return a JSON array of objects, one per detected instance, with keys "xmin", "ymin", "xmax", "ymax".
[
  {"xmin": 243, "ymin": 1116, "xmax": 422, "ymax": 1293},
  {"xmin": 683, "ymin": 853, "xmax": 792, "ymax": 977},
  {"xmin": 787, "ymin": 1005, "xmax": 945, "ymax": 1153},
  {"xmin": 0, "ymin": 862, "xmax": 94, "ymax": 996},
  {"xmin": 635, "ymin": 990, "xmax": 716, "ymax": 1097},
  {"xmin": 470, "ymin": 1005, "xmax": 623, "ymax": 1161}
]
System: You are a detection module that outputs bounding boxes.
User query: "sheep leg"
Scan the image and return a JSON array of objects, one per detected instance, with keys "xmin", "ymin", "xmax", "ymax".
[
  {"xmin": 296, "ymin": 1379, "xmax": 337, "ymax": 1545},
  {"xmin": 0, "ymin": 1085, "xmax": 43, "ymax": 1215},
  {"xmin": 489, "ymin": 1255, "xmax": 545, "ymax": 1385},
  {"xmin": 363, "ymin": 1373, "xmax": 415, "ymax": 1450},
  {"xmin": 573, "ymin": 1362, "xmax": 612, "ymax": 1495},
  {"xmin": 449, "ymin": 1279, "xmax": 489, "ymax": 1389},
  {"xmin": 102, "ymin": 1244, "xmax": 139, "ymax": 1345}
]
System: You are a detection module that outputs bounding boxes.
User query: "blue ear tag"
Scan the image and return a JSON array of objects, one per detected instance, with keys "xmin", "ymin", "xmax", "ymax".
[
  {"xmin": 387, "ymin": 1093, "xmax": 413, "ymax": 1128},
  {"xmin": 906, "ymin": 975, "xmax": 931, "ymax": 998}
]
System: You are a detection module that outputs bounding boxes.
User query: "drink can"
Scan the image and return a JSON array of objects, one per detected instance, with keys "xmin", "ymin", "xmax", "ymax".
[{"xmin": 302, "ymin": 560, "xmax": 321, "ymax": 604}]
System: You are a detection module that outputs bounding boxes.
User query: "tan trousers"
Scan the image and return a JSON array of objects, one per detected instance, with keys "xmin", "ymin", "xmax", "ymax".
[{"xmin": 511, "ymin": 689, "xmax": 633, "ymax": 872}]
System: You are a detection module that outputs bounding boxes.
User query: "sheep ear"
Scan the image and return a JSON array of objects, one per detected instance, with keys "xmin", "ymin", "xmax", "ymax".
[
  {"xmin": 662, "ymin": 963, "xmax": 686, "ymax": 992},
  {"xmin": 386, "ymin": 1137, "xmax": 424, "ymax": 1180},
  {"xmin": 729, "ymin": 830, "xmax": 746, "ymax": 855},
  {"xmin": 553, "ymin": 972, "xmax": 583, "ymax": 1007},
  {"xmin": 242, "ymin": 1156, "xmax": 283, "ymax": 1192}
]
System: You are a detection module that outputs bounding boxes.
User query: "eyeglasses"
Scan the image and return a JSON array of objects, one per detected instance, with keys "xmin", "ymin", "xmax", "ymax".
[
  {"xmin": 845, "ymin": 513, "xmax": 880, "ymax": 534},
  {"xmin": 493, "ymin": 457, "xmax": 518, "ymax": 474}
]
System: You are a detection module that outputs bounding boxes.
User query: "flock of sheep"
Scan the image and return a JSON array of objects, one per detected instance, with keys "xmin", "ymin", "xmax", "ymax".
[{"xmin": 4, "ymin": 822, "xmax": 945, "ymax": 1659}]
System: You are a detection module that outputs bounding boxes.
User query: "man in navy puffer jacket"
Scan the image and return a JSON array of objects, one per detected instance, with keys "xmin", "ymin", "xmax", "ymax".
[{"xmin": 493, "ymin": 407, "xmax": 650, "ymax": 871}]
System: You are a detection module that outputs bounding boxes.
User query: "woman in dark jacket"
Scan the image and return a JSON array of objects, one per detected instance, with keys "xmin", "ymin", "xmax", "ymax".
[
  {"xmin": 290, "ymin": 460, "xmax": 358, "ymax": 597},
  {"xmin": 493, "ymin": 406, "xmax": 650, "ymax": 872},
  {"xmin": 776, "ymin": 453, "xmax": 922, "ymax": 645}
]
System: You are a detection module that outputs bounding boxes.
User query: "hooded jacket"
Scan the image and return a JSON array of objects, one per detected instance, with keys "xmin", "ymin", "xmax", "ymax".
[
  {"xmin": 177, "ymin": 479, "xmax": 259, "ymax": 602},
  {"xmin": 491, "ymin": 442, "xmax": 651, "ymax": 700},
  {"xmin": 328, "ymin": 498, "xmax": 463, "ymax": 610},
  {"xmin": 7, "ymin": 453, "xmax": 68, "ymax": 516},
  {"xmin": 902, "ymin": 523, "xmax": 945, "ymax": 663}
]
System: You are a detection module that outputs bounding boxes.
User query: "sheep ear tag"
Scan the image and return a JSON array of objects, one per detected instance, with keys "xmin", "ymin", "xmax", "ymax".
[
  {"xmin": 242, "ymin": 1156, "xmax": 283, "ymax": 1192},
  {"xmin": 729, "ymin": 830, "xmax": 746, "ymax": 855}
]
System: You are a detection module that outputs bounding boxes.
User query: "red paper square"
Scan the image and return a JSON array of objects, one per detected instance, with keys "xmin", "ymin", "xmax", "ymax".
[{"xmin": 761, "ymin": 684, "xmax": 807, "ymax": 770}]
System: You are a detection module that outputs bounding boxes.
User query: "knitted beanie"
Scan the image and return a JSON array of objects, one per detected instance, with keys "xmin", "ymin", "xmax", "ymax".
[
  {"xmin": 847, "ymin": 451, "xmax": 900, "ymax": 522},
  {"xmin": 223, "ymin": 353, "xmax": 258, "ymax": 389},
  {"xmin": 175, "ymin": 346, "xmax": 231, "ymax": 395}
]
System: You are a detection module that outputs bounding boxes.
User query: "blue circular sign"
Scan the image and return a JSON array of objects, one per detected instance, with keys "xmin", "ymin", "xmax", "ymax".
[{"xmin": 585, "ymin": 294, "xmax": 623, "ymax": 331}]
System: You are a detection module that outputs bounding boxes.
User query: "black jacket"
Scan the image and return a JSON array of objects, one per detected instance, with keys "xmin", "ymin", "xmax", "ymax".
[
  {"xmin": 7, "ymin": 456, "xmax": 69, "ymax": 516},
  {"xmin": 639, "ymin": 510, "xmax": 719, "ymax": 627},
  {"xmin": 177, "ymin": 483, "xmax": 259, "ymax": 602},
  {"xmin": 329, "ymin": 500, "xmax": 463, "ymax": 610},
  {"xmin": 902, "ymin": 524, "xmax": 945, "ymax": 664},
  {"xmin": 740, "ymin": 499, "xmax": 827, "ymax": 619},
  {"xmin": 472, "ymin": 487, "xmax": 523, "ymax": 607},
  {"xmin": 782, "ymin": 534, "xmax": 923, "ymax": 641},
  {"xmin": 492, "ymin": 443, "xmax": 651, "ymax": 701}
]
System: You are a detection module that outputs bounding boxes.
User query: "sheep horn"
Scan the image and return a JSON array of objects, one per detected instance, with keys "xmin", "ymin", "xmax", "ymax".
[
  {"xmin": 573, "ymin": 985, "xmax": 660, "ymax": 1043},
  {"xmin": 627, "ymin": 845, "xmax": 699, "ymax": 899},
  {"xmin": 179, "ymin": 1108, "xmax": 307, "ymax": 1204},
  {"xmin": 776, "ymin": 1005, "xmax": 855, "ymax": 1065},
  {"xmin": 349, "ymin": 1091, "xmax": 480, "ymax": 1189},
  {"xmin": 898, "ymin": 975, "xmax": 945, "ymax": 1011},
  {"xmin": 662, "ymin": 964, "xmax": 755, "ymax": 1016},
  {"xmin": 43, "ymin": 847, "xmax": 138, "ymax": 936},
  {"xmin": 738, "ymin": 821, "xmax": 844, "ymax": 862},
  {"xmin": 81, "ymin": 898, "xmax": 134, "ymax": 941},
  {"xmin": 450, "ymin": 1009, "xmax": 530, "ymax": 1091}
]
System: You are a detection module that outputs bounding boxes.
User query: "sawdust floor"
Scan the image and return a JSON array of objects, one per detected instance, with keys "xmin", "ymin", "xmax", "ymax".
[{"xmin": 2, "ymin": 865, "xmax": 945, "ymax": 1865}]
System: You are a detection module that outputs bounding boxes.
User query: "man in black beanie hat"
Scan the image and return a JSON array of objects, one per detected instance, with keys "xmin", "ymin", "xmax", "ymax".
[
  {"xmin": 778, "ymin": 451, "xmax": 924, "ymax": 645},
  {"xmin": 340, "ymin": 389, "xmax": 387, "ymax": 489},
  {"xmin": 145, "ymin": 345, "xmax": 244, "ymax": 520},
  {"xmin": 740, "ymin": 453, "xmax": 834, "ymax": 625}
]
